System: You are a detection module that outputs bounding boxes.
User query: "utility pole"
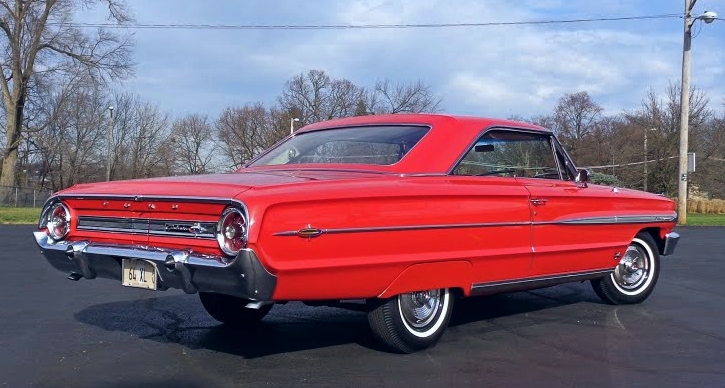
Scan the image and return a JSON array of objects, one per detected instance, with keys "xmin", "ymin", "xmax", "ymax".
[
  {"xmin": 677, "ymin": 0, "xmax": 694, "ymax": 224},
  {"xmin": 676, "ymin": 2, "xmax": 718, "ymax": 223},
  {"xmin": 106, "ymin": 106, "xmax": 114, "ymax": 181}
]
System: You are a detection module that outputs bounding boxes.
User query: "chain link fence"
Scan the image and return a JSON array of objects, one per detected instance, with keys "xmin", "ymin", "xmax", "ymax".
[{"xmin": 0, "ymin": 186, "xmax": 53, "ymax": 208}]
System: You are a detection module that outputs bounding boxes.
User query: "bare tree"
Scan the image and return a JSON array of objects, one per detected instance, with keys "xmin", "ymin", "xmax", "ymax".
[
  {"xmin": 552, "ymin": 92, "xmax": 603, "ymax": 159},
  {"xmin": 278, "ymin": 70, "xmax": 365, "ymax": 122},
  {"xmin": 16, "ymin": 71, "xmax": 106, "ymax": 190},
  {"xmin": 266, "ymin": 107, "xmax": 297, "ymax": 146},
  {"xmin": 110, "ymin": 93, "xmax": 169, "ymax": 180},
  {"xmin": 216, "ymin": 103, "xmax": 274, "ymax": 169},
  {"xmin": 170, "ymin": 114, "xmax": 216, "ymax": 175},
  {"xmin": 625, "ymin": 83, "xmax": 711, "ymax": 195},
  {"xmin": 696, "ymin": 113, "xmax": 725, "ymax": 198},
  {"xmin": 0, "ymin": 0, "xmax": 133, "ymax": 192},
  {"xmin": 365, "ymin": 79, "xmax": 441, "ymax": 114}
]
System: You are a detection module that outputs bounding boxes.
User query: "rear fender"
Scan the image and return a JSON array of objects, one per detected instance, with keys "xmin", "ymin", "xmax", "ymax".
[{"xmin": 378, "ymin": 261, "xmax": 473, "ymax": 299}]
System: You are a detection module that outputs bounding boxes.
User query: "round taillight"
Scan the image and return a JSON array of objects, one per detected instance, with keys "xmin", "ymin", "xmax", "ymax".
[
  {"xmin": 217, "ymin": 207, "xmax": 246, "ymax": 256},
  {"xmin": 46, "ymin": 203, "xmax": 71, "ymax": 240}
]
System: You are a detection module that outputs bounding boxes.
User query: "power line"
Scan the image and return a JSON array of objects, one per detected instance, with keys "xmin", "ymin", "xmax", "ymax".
[
  {"xmin": 583, "ymin": 155, "xmax": 678, "ymax": 170},
  {"xmin": 51, "ymin": 14, "xmax": 682, "ymax": 30}
]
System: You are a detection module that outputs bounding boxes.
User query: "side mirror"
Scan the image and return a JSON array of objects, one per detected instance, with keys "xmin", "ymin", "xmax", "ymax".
[{"xmin": 575, "ymin": 169, "xmax": 590, "ymax": 187}]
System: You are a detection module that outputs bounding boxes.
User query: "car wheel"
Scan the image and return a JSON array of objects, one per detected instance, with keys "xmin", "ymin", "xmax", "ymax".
[
  {"xmin": 198, "ymin": 292, "xmax": 272, "ymax": 327},
  {"xmin": 592, "ymin": 232, "xmax": 660, "ymax": 305},
  {"xmin": 367, "ymin": 288, "xmax": 454, "ymax": 353}
]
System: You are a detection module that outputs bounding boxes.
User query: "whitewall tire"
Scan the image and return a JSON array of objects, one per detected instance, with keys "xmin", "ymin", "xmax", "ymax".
[
  {"xmin": 592, "ymin": 232, "xmax": 660, "ymax": 305},
  {"xmin": 368, "ymin": 288, "xmax": 454, "ymax": 353}
]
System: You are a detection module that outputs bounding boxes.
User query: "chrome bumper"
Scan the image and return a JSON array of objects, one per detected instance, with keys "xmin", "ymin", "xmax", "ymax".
[
  {"xmin": 662, "ymin": 232, "xmax": 680, "ymax": 256},
  {"xmin": 33, "ymin": 231, "xmax": 277, "ymax": 300}
]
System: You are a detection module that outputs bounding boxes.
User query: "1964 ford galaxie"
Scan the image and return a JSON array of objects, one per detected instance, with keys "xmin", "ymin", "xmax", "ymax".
[{"xmin": 34, "ymin": 114, "xmax": 680, "ymax": 353}]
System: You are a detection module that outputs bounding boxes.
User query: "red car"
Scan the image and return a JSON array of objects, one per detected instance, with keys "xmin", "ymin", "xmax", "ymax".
[{"xmin": 35, "ymin": 114, "xmax": 679, "ymax": 353}]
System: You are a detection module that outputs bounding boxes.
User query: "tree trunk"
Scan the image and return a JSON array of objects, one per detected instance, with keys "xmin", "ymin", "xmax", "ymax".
[
  {"xmin": 1, "ymin": 85, "xmax": 26, "ymax": 204},
  {"xmin": 0, "ymin": 107, "xmax": 20, "ymax": 190}
]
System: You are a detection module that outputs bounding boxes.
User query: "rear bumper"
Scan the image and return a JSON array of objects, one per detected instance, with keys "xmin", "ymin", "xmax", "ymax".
[
  {"xmin": 662, "ymin": 232, "xmax": 680, "ymax": 256},
  {"xmin": 33, "ymin": 231, "xmax": 277, "ymax": 300}
]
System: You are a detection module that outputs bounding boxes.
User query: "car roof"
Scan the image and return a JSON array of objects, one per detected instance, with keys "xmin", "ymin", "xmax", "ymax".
[
  {"xmin": 300, "ymin": 113, "xmax": 548, "ymax": 133},
  {"xmin": 294, "ymin": 114, "xmax": 551, "ymax": 174}
]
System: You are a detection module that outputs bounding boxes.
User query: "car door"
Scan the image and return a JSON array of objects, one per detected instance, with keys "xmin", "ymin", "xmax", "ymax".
[
  {"xmin": 449, "ymin": 129, "xmax": 535, "ymax": 287},
  {"xmin": 515, "ymin": 136, "xmax": 625, "ymax": 276}
]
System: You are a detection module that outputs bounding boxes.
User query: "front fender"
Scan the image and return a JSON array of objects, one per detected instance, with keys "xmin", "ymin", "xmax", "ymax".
[{"xmin": 378, "ymin": 260, "xmax": 473, "ymax": 299}]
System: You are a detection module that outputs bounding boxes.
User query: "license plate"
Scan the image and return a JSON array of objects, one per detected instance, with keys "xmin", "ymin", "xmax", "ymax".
[{"xmin": 122, "ymin": 259, "xmax": 158, "ymax": 290}]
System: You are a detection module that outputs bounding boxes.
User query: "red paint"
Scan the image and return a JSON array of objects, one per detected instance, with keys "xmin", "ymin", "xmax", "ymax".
[{"xmin": 47, "ymin": 114, "xmax": 678, "ymax": 301}]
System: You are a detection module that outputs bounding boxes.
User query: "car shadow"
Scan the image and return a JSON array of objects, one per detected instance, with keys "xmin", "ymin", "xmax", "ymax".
[
  {"xmin": 450, "ymin": 281, "xmax": 603, "ymax": 328},
  {"xmin": 74, "ymin": 282, "xmax": 604, "ymax": 358}
]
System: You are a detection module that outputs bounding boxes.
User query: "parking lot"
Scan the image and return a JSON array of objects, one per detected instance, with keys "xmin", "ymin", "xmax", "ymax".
[{"xmin": 1, "ymin": 225, "xmax": 724, "ymax": 387}]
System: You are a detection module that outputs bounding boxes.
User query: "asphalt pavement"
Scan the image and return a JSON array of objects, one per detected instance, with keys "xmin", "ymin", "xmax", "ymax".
[{"xmin": 1, "ymin": 225, "xmax": 724, "ymax": 388}]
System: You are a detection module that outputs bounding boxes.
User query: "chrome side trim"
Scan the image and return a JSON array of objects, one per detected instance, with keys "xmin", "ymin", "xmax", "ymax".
[
  {"xmin": 273, "ymin": 213, "xmax": 678, "ymax": 237},
  {"xmin": 471, "ymin": 269, "xmax": 612, "ymax": 295},
  {"xmin": 555, "ymin": 214, "xmax": 677, "ymax": 225},
  {"xmin": 274, "ymin": 221, "xmax": 531, "ymax": 236},
  {"xmin": 662, "ymin": 232, "xmax": 680, "ymax": 256}
]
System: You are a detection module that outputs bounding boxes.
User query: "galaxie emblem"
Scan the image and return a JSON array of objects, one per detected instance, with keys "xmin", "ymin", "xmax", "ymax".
[
  {"xmin": 164, "ymin": 223, "xmax": 189, "ymax": 233},
  {"xmin": 164, "ymin": 222, "xmax": 209, "ymax": 235}
]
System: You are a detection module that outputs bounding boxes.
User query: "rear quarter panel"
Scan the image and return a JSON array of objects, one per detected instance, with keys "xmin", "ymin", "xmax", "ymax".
[{"xmin": 242, "ymin": 176, "xmax": 534, "ymax": 300}]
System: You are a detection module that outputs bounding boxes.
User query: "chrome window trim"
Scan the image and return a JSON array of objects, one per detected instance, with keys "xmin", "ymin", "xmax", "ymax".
[
  {"xmin": 446, "ymin": 125, "xmax": 553, "ymax": 176},
  {"xmin": 547, "ymin": 135, "xmax": 565, "ymax": 180},
  {"xmin": 550, "ymin": 136, "xmax": 578, "ymax": 180},
  {"xmin": 446, "ymin": 125, "xmax": 573, "ymax": 180},
  {"xmin": 245, "ymin": 123, "xmax": 433, "ymax": 168}
]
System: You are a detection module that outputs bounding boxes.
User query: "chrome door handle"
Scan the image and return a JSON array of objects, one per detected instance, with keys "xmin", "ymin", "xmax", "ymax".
[{"xmin": 530, "ymin": 198, "xmax": 548, "ymax": 206}]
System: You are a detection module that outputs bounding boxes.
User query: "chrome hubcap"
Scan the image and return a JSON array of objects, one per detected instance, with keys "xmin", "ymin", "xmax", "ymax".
[
  {"xmin": 613, "ymin": 245, "xmax": 649, "ymax": 289},
  {"xmin": 399, "ymin": 289, "xmax": 442, "ymax": 329}
]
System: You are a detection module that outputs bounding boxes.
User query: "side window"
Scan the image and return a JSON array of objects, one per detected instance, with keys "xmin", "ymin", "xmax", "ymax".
[{"xmin": 452, "ymin": 130, "xmax": 564, "ymax": 179}]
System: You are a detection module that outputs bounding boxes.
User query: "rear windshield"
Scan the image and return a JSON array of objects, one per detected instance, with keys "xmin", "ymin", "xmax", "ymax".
[{"xmin": 248, "ymin": 125, "xmax": 429, "ymax": 166}]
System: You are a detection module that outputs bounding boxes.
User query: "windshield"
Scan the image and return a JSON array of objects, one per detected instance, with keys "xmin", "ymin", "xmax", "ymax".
[{"xmin": 248, "ymin": 125, "xmax": 430, "ymax": 167}]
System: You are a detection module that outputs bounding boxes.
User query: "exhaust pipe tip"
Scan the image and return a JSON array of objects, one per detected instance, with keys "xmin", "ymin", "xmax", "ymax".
[{"xmin": 164, "ymin": 255, "xmax": 176, "ymax": 270}]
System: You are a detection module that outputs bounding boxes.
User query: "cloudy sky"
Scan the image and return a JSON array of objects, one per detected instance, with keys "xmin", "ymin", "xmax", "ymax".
[{"xmin": 88, "ymin": 0, "xmax": 725, "ymax": 119}]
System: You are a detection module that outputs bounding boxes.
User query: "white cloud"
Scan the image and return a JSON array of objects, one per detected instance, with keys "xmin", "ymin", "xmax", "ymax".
[{"xmin": 106, "ymin": 0, "xmax": 724, "ymax": 120}]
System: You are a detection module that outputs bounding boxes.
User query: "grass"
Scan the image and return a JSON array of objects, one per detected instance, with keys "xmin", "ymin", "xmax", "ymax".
[
  {"xmin": 0, "ymin": 207, "xmax": 41, "ymax": 224},
  {"xmin": 685, "ymin": 213, "xmax": 725, "ymax": 226}
]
